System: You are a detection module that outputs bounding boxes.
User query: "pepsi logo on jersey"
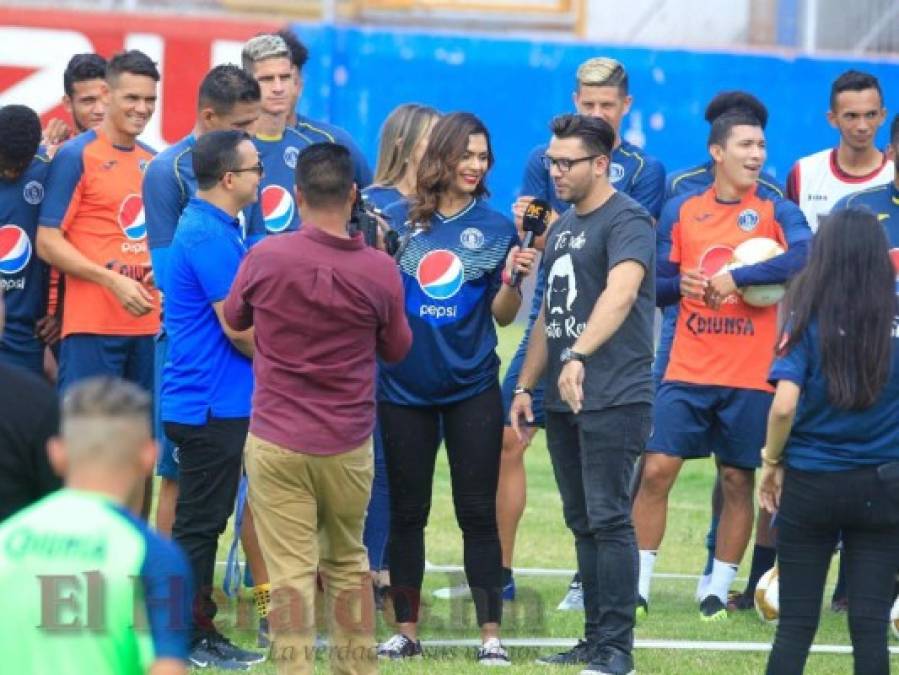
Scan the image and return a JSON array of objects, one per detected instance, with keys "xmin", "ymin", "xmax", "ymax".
[
  {"xmin": 416, "ymin": 249, "xmax": 465, "ymax": 319},
  {"xmin": 261, "ymin": 185, "xmax": 296, "ymax": 234},
  {"xmin": 0, "ymin": 225, "xmax": 32, "ymax": 290},
  {"xmin": 118, "ymin": 194, "xmax": 148, "ymax": 253}
]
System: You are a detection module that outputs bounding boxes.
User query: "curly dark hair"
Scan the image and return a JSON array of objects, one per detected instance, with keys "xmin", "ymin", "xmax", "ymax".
[
  {"xmin": 0, "ymin": 105, "xmax": 41, "ymax": 176},
  {"xmin": 408, "ymin": 112, "xmax": 493, "ymax": 226}
]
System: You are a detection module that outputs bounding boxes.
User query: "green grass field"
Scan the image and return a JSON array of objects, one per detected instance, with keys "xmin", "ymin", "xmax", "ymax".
[{"xmin": 196, "ymin": 322, "xmax": 896, "ymax": 673}]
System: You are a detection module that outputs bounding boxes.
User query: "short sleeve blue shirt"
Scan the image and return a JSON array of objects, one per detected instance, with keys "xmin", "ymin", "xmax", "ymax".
[{"xmin": 161, "ymin": 198, "xmax": 252, "ymax": 423}]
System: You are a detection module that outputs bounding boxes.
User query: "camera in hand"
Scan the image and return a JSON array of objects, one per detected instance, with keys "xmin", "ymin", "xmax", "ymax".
[{"xmin": 348, "ymin": 193, "xmax": 401, "ymax": 256}]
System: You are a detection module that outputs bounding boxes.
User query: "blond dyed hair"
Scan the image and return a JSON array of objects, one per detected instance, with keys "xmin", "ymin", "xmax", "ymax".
[{"xmin": 576, "ymin": 57, "xmax": 629, "ymax": 95}]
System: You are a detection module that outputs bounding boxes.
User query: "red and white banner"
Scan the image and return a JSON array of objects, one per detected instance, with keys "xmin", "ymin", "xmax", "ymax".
[{"xmin": 0, "ymin": 7, "xmax": 282, "ymax": 148}]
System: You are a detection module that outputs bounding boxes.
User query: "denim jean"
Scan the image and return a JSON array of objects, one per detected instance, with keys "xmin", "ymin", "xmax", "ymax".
[
  {"xmin": 767, "ymin": 464, "xmax": 899, "ymax": 675},
  {"xmin": 545, "ymin": 403, "xmax": 651, "ymax": 654}
]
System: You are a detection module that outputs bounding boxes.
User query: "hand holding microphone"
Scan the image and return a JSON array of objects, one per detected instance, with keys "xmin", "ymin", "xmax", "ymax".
[{"xmin": 509, "ymin": 198, "xmax": 551, "ymax": 287}]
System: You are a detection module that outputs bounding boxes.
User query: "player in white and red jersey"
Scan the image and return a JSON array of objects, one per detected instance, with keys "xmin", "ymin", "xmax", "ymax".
[{"xmin": 786, "ymin": 70, "xmax": 893, "ymax": 232}]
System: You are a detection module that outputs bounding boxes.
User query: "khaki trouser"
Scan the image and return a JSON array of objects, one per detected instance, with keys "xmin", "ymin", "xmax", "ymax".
[{"xmin": 245, "ymin": 432, "xmax": 377, "ymax": 675}]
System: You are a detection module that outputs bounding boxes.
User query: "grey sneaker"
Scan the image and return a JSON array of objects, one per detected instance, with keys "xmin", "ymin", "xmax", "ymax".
[
  {"xmin": 557, "ymin": 578, "xmax": 584, "ymax": 611},
  {"xmin": 209, "ymin": 632, "xmax": 266, "ymax": 665}
]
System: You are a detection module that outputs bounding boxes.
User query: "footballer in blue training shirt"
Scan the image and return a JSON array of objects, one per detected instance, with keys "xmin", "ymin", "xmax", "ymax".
[
  {"xmin": 0, "ymin": 105, "xmax": 54, "ymax": 376},
  {"xmin": 143, "ymin": 64, "xmax": 259, "ymax": 530},
  {"xmin": 502, "ymin": 57, "xmax": 666, "ymax": 612},
  {"xmin": 241, "ymin": 35, "xmax": 316, "ymax": 242},
  {"xmin": 276, "ymin": 28, "xmax": 374, "ymax": 188}
]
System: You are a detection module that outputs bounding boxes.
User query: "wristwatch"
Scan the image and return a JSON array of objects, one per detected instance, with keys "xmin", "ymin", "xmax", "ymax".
[
  {"xmin": 560, "ymin": 347, "xmax": 588, "ymax": 365},
  {"xmin": 512, "ymin": 385, "xmax": 532, "ymax": 398}
]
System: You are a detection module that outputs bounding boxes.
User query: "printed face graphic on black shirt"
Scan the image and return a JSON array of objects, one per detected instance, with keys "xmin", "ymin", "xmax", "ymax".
[{"xmin": 546, "ymin": 253, "xmax": 577, "ymax": 315}]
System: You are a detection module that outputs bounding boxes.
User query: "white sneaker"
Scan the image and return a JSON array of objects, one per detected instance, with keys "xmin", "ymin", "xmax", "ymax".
[
  {"xmin": 477, "ymin": 637, "xmax": 511, "ymax": 666},
  {"xmin": 557, "ymin": 579, "xmax": 584, "ymax": 611}
]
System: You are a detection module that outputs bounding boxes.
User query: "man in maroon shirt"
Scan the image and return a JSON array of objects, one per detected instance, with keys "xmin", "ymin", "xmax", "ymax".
[{"xmin": 224, "ymin": 142, "xmax": 411, "ymax": 675}]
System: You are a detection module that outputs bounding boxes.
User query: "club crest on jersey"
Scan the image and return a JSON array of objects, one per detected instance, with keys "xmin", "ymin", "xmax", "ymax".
[
  {"xmin": 737, "ymin": 209, "xmax": 759, "ymax": 232},
  {"xmin": 22, "ymin": 180, "xmax": 44, "ymax": 205},
  {"xmin": 284, "ymin": 146, "xmax": 300, "ymax": 169},
  {"xmin": 417, "ymin": 249, "xmax": 464, "ymax": 300},
  {"xmin": 609, "ymin": 162, "xmax": 625, "ymax": 183},
  {"xmin": 261, "ymin": 185, "xmax": 295, "ymax": 233},
  {"xmin": 118, "ymin": 194, "xmax": 147, "ymax": 240},
  {"xmin": 0, "ymin": 225, "xmax": 32, "ymax": 275},
  {"xmin": 138, "ymin": 159, "xmax": 149, "ymax": 173},
  {"xmin": 460, "ymin": 227, "xmax": 485, "ymax": 250}
]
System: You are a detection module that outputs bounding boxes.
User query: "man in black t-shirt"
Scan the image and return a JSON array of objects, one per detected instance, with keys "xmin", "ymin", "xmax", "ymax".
[
  {"xmin": 511, "ymin": 114, "xmax": 654, "ymax": 675},
  {"xmin": 0, "ymin": 290, "xmax": 60, "ymax": 521}
]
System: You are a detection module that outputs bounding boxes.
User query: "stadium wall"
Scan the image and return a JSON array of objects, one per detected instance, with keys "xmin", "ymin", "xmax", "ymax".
[{"xmin": 0, "ymin": 7, "xmax": 896, "ymax": 213}]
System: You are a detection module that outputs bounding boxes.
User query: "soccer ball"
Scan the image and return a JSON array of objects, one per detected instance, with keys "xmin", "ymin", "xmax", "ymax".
[
  {"xmin": 890, "ymin": 595, "xmax": 899, "ymax": 639},
  {"xmin": 728, "ymin": 237, "xmax": 786, "ymax": 307},
  {"xmin": 754, "ymin": 566, "xmax": 779, "ymax": 624}
]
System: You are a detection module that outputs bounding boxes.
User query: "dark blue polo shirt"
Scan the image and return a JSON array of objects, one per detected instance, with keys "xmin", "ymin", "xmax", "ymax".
[{"xmin": 161, "ymin": 197, "xmax": 252, "ymax": 424}]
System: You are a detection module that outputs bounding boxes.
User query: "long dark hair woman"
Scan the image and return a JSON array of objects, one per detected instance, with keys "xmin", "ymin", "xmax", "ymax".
[
  {"xmin": 377, "ymin": 112, "xmax": 537, "ymax": 665},
  {"xmin": 758, "ymin": 207, "xmax": 899, "ymax": 675}
]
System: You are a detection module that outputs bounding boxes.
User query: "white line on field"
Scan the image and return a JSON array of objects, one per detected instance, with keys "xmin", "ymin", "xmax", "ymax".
[{"xmin": 420, "ymin": 637, "xmax": 899, "ymax": 655}]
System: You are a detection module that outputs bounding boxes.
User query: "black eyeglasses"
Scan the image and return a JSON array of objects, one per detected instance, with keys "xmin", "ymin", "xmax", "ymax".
[
  {"xmin": 227, "ymin": 162, "xmax": 264, "ymax": 177},
  {"xmin": 541, "ymin": 155, "xmax": 600, "ymax": 173}
]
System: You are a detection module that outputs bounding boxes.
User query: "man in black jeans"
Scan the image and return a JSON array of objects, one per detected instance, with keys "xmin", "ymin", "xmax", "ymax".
[
  {"xmin": 511, "ymin": 114, "xmax": 655, "ymax": 675},
  {"xmin": 162, "ymin": 130, "xmax": 262, "ymax": 669}
]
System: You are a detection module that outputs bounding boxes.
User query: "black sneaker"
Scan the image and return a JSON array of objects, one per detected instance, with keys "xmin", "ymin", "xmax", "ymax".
[
  {"xmin": 727, "ymin": 590, "xmax": 754, "ymax": 611},
  {"xmin": 377, "ymin": 633, "xmax": 423, "ymax": 659},
  {"xmin": 477, "ymin": 637, "xmax": 510, "ymax": 667},
  {"xmin": 535, "ymin": 639, "xmax": 596, "ymax": 665},
  {"xmin": 580, "ymin": 647, "xmax": 636, "ymax": 675},
  {"xmin": 189, "ymin": 636, "xmax": 250, "ymax": 671},
  {"xmin": 699, "ymin": 594, "xmax": 729, "ymax": 622},
  {"xmin": 209, "ymin": 632, "xmax": 266, "ymax": 664}
]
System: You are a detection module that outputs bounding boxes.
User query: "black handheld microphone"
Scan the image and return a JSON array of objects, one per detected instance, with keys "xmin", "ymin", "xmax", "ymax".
[{"xmin": 510, "ymin": 198, "xmax": 551, "ymax": 287}]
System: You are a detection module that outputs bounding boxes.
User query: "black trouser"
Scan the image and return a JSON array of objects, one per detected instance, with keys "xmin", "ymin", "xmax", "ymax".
[
  {"xmin": 545, "ymin": 403, "xmax": 651, "ymax": 655},
  {"xmin": 379, "ymin": 384, "xmax": 504, "ymax": 626},
  {"xmin": 166, "ymin": 416, "xmax": 248, "ymax": 642},
  {"xmin": 767, "ymin": 465, "xmax": 899, "ymax": 675}
]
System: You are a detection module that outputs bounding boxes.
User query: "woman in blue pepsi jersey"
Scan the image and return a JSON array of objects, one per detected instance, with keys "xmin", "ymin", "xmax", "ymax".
[
  {"xmin": 758, "ymin": 208, "xmax": 899, "ymax": 675},
  {"xmin": 377, "ymin": 112, "xmax": 537, "ymax": 666},
  {"xmin": 361, "ymin": 102, "xmax": 440, "ymax": 607}
]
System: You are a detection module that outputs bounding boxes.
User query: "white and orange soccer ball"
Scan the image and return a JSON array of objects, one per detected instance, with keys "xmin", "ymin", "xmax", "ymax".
[
  {"xmin": 725, "ymin": 237, "xmax": 787, "ymax": 307},
  {"xmin": 754, "ymin": 566, "xmax": 780, "ymax": 624}
]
